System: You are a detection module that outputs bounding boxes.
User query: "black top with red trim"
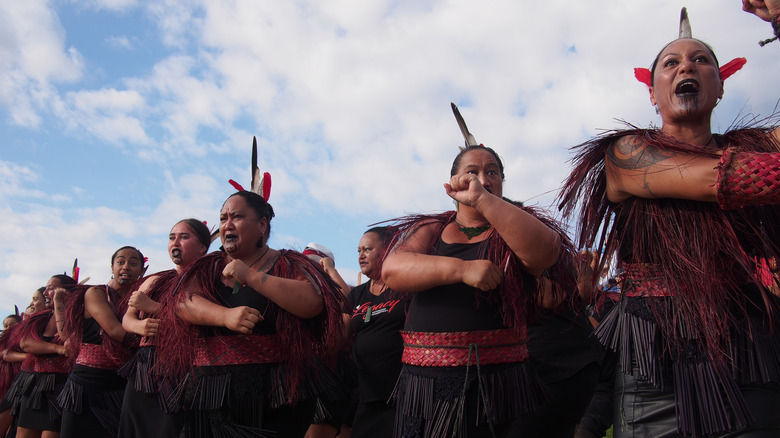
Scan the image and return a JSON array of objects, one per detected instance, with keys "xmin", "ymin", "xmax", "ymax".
[{"xmin": 346, "ymin": 281, "xmax": 409, "ymax": 402}]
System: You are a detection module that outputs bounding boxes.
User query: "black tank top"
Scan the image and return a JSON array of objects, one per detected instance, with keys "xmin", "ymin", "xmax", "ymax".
[{"xmin": 405, "ymin": 237, "xmax": 505, "ymax": 332}]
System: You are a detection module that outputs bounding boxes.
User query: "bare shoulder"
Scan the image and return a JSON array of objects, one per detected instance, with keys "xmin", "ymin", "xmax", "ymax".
[{"xmin": 396, "ymin": 220, "xmax": 439, "ymax": 253}]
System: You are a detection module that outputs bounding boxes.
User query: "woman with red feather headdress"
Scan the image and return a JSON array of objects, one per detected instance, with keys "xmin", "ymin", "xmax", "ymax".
[
  {"xmin": 558, "ymin": 7, "xmax": 780, "ymax": 437},
  {"xmin": 152, "ymin": 138, "xmax": 344, "ymax": 438}
]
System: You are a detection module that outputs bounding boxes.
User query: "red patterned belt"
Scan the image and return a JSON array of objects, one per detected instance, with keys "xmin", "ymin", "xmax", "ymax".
[
  {"xmin": 193, "ymin": 334, "xmax": 280, "ymax": 367},
  {"xmin": 76, "ymin": 343, "xmax": 123, "ymax": 370},
  {"xmin": 31, "ymin": 355, "xmax": 70, "ymax": 373},
  {"xmin": 622, "ymin": 263, "xmax": 672, "ymax": 297},
  {"xmin": 140, "ymin": 336, "xmax": 154, "ymax": 347},
  {"xmin": 401, "ymin": 329, "xmax": 528, "ymax": 367}
]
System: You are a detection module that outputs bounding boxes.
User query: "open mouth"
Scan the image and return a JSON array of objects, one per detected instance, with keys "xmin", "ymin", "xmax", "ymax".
[
  {"xmin": 171, "ymin": 248, "xmax": 182, "ymax": 262},
  {"xmin": 675, "ymin": 79, "xmax": 699, "ymax": 95},
  {"xmin": 224, "ymin": 234, "xmax": 238, "ymax": 243}
]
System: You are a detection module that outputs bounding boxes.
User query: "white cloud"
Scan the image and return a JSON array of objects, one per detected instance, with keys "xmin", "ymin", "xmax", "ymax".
[
  {"xmin": 2, "ymin": 0, "xmax": 779, "ymax": 315},
  {"xmin": 0, "ymin": 1, "xmax": 83, "ymax": 126},
  {"xmin": 105, "ymin": 35, "xmax": 135, "ymax": 50}
]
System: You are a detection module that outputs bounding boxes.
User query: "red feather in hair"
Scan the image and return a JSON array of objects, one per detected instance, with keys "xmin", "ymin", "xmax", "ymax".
[
  {"xmin": 634, "ymin": 68, "xmax": 652, "ymax": 87},
  {"xmin": 261, "ymin": 172, "xmax": 271, "ymax": 201},
  {"xmin": 228, "ymin": 179, "xmax": 245, "ymax": 192},
  {"xmin": 719, "ymin": 57, "xmax": 747, "ymax": 80}
]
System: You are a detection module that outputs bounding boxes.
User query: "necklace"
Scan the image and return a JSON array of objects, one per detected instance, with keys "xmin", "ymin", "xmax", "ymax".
[
  {"xmin": 455, "ymin": 219, "xmax": 491, "ymax": 240},
  {"xmin": 247, "ymin": 246, "xmax": 270, "ymax": 270},
  {"xmin": 232, "ymin": 246, "xmax": 270, "ymax": 294}
]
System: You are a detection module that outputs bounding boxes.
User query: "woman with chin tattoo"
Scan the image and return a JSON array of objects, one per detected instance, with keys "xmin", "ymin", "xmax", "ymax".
[
  {"xmin": 118, "ymin": 219, "xmax": 211, "ymax": 438},
  {"xmin": 153, "ymin": 191, "xmax": 344, "ymax": 438},
  {"xmin": 55, "ymin": 246, "xmax": 146, "ymax": 438},
  {"xmin": 558, "ymin": 8, "xmax": 780, "ymax": 438}
]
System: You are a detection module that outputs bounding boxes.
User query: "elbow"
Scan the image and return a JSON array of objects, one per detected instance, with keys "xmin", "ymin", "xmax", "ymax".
[
  {"xmin": 381, "ymin": 263, "xmax": 400, "ymax": 290},
  {"xmin": 525, "ymin": 233, "xmax": 562, "ymax": 276},
  {"xmin": 298, "ymin": 296, "xmax": 324, "ymax": 319},
  {"xmin": 19, "ymin": 338, "xmax": 31, "ymax": 352},
  {"xmin": 106, "ymin": 326, "xmax": 126, "ymax": 343}
]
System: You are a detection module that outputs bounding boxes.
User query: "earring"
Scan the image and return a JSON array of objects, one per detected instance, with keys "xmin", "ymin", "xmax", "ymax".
[
  {"xmin": 715, "ymin": 98, "xmax": 721, "ymax": 107},
  {"xmin": 654, "ymin": 105, "xmax": 660, "ymax": 115}
]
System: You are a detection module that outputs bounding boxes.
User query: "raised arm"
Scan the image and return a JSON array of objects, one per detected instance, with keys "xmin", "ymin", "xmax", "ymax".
[{"xmin": 445, "ymin": 174, "xmax": 560, "ymax": 276}]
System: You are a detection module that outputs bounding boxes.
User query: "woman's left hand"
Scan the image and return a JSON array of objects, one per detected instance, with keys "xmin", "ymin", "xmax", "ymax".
[{"xmin": 444, "ymin": 174, "xmax": 490, "ymax": 208}]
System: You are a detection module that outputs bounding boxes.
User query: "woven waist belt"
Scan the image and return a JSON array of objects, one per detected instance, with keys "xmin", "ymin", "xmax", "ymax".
[
  {"xmin": 622, "ymin": 263, "xmax": 672, "ymax": 297},
  {"xmin": 30, "ymin": 355, "xmax": 70, "ymax": 373},
  {"xmin": 401, "ymin": 329, "xmax": 528, "ymax": 367},
  {"xmin": 193, "ymin": 334, "xmax": 280, "ymax": 367},
  {"xmin": 76, "ymin": 343, "xmax": 123, "ymax": 370},
  {"xmin": 140, "ymin": 336, "xmax": 154, "ymax": 347}
]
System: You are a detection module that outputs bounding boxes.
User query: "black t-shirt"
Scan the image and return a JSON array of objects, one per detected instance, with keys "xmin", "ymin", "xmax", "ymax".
[
  {"xmin": 404, "ymin": 238, "xmax": 505, "ymax": 333},
  {"xmin": 346, "ymin": 281, "xmax": 409, "ymax": 402}
]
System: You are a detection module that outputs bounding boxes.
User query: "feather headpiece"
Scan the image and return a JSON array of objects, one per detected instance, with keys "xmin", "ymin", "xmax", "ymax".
[
  {"xmin": 451, "ymin": 102, "xmax": 480, "ymax": 149},
  {"xmin": 228, "ymin": 136, "xmax": 272, "ymax": 202},
  {"xmin": 634, "ymin": 7, "xmax": 746, "ymax": 87}
]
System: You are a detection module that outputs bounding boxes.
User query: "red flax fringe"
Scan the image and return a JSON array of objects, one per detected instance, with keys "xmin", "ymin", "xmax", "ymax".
[
  {"xmin": 152, "ymin": 250, "xmax": 345, "ymax": 404},
  {"xmin": 0, "ymin": 322, "xmax": 24, "ymax": 396},
  {"xmin": 558, "ymin": 124, "xmax": 780, "ymax": 365}
]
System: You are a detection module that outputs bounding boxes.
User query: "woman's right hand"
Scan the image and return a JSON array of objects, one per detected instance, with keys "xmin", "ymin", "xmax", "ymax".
[
  {"xmin": 139, "ymin": 318, "xmax": 161, "ymax": 337},
  {"xmin": 743, "ymin": 0, "xmax": 780, "ymax": 22},
  {"xmin": 128, "ymin": 291, "xmax": 160, "ymax": 315},
  {"xmin": 223, "ymin": 306, "xmax": 262, "ymax": 334},
  {"xmin": 461, "ymin": 259, "xmax": 502, "ymax": 291}
]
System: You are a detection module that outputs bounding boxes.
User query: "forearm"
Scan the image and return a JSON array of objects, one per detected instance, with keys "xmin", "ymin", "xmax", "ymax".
[
  {"xmin": 53, "ymin": 299, "xmax": 67, "ymax": 340},
  {"xmin": 20, "ymin": 337, "xmax": 66, "ymax": 356},
  {"xmin": 382, "ymin": 252, "xmax": 464, "ymax": 292},
  {"xmin": 122, "ymin": 309, "xmax": 146, "ymax": 336},
  {"xmin": 475, "ymin": 195, "xmax": 560, "ymax": 275},
  {"xmin": 244, "ymin": 272, "xmax": 323, "ymax": 319},
  {"xmin": 177, "ymin": 295, "xmax": 229, "ymax": 327},
  {"xmin": 324, "ymin": 267, "xmax": 351, "ymax": 297},
  {"xmin": 2, "ymin": 350, "xmax": 27, "ymax": 363}
]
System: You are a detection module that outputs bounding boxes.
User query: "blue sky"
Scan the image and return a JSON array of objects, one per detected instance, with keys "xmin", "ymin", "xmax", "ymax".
[{"xmin": 2, "ymin": 0, "xmax": 779, "ymax": 314}]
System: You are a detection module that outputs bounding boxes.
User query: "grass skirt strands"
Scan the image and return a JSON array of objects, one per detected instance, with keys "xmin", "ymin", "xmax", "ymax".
[{"xmin": 558, "ymin": 124, "xmax": 780, "ymax": 436}]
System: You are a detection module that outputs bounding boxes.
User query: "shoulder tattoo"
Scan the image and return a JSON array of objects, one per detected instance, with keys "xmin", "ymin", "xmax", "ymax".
[{"xmin": 607, "ymin": 135, "xmax": 672, "ymax": 170}]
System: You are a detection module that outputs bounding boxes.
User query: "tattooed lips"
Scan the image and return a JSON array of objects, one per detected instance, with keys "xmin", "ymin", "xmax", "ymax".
[
  {"xmin": 675, "ymin": 79, "xmax": 699, "ymax": 95},
  {"xmin": 171, "ymin": 248, "xmax": 182, "ymax": 263}
]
